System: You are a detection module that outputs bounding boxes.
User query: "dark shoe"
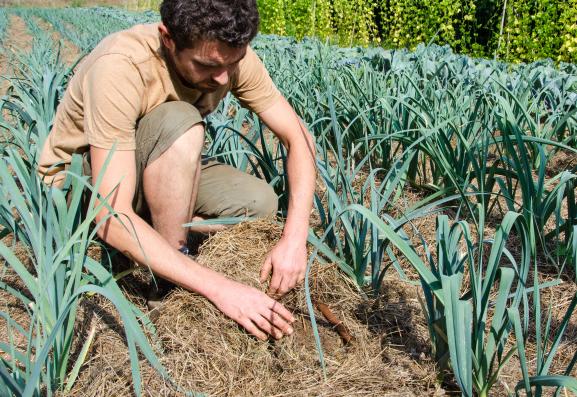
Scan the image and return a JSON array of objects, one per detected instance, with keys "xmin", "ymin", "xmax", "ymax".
[{"xmin": 146, "ymin": 276, "xmax": 176, "ymax": 312}]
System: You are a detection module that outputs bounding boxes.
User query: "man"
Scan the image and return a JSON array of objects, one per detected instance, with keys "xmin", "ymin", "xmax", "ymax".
[{"xmin": 38, "ymin": 0, "xmax": 316, "ymax": 341}]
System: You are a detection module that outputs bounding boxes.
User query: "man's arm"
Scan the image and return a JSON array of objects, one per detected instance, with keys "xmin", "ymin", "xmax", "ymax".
[
  {"xmin": 90, "ymin": 146, "xmax": 295, "ymax": 340},
  {"xmin": 257, "ymin": 96, "xmax": 317, "ymax": 296}
]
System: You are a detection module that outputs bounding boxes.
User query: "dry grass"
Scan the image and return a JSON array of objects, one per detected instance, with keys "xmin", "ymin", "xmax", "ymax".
[{"xmin": 65, "ymin": 219, "xmax": 443, "ymax": 396}]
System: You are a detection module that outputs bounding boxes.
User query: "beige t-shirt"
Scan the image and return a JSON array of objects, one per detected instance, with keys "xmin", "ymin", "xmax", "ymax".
[{"xmin": 38, "ymin": 23, "xmax": 281, "ymax": 185}]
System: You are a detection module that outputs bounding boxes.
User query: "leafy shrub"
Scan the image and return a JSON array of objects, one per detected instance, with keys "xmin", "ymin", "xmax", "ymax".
[
  {"xmin": 257, "ymin": 0, "xmax": 333, "ymax": 40},
  {"xmin": 558, "ymin": 0, "xmax": 577, "ymax": 63},
  {"xmin": 494, "ymin": 0, "xmax": 563, "ymax": 62},
  {"xmin": 257, "ymin": 0, "xmax": 577, "ymax": 63},
  {"xmin": 332, "ymin": 0, "xmax": 377, "ymax": 46},
  {"xmin": 379, "ymin": 0, "xmax": 476, "ymax": 52}
]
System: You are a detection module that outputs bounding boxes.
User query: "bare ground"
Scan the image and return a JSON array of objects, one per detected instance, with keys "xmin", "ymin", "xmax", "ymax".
[{"xmin": 0, "ymin": 14, "xmax": 33, "ymax": 95}]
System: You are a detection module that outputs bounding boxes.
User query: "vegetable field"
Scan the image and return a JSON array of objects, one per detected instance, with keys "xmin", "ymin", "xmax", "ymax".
[{"xmin": 1, "ymin": 6, "xmax": 577, "ymax": 397}]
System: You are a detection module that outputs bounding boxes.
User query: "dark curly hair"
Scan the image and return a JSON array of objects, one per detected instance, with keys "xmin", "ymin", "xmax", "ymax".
[{"xmin": 160, "ymin": 0, "xmax": 259, "ymax": 50}]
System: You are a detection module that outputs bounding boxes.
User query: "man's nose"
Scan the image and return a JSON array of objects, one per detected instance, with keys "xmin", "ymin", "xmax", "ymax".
[{"xmin": 212, "ymin": 69, "xmax": 229, "ymax": 85}]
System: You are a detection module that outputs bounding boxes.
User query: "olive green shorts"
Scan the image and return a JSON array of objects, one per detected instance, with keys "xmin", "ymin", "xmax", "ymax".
[{"xmin": 86, "ymin": 101, "xmax": 278, "ymax": 220}]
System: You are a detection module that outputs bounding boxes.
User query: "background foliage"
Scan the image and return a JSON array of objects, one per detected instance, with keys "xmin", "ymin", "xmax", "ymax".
[
  {"xmin": 256, "ymin": 0, "xmax": 577, "ymax": 63},
  {"xmin": 5, "ymin": 0, "xmax": 575, "ymax": 62}
]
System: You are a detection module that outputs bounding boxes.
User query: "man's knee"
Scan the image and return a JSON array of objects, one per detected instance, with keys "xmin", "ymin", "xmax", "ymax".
[
  {"xmin": 163, "ymin": 123, "xmax": 205, "ymax": 164},
  {"xmin": 194, "ymin": 162, "xmax": 279, "ymax": 219},
  {"xmin": 224, "ymin": 180, "xmax": 278, "ymax": 218},
  {"xmin": 137, "ymin": 101, "xmax": 205, "ymax": 168},
  {"xmin": 247, "ymin": 182, "xmax": 278, "ymax": 218}
]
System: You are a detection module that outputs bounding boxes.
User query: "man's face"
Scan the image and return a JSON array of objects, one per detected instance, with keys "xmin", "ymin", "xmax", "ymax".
[{"xmin": 159, "ymin": 24, "xmax": 247, "ymax": 93}]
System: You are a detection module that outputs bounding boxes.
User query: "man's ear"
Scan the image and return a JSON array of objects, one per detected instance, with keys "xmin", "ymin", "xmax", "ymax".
[{"xmin": 158, "ymin": 23, "xmax": 175, "ymax": 52}]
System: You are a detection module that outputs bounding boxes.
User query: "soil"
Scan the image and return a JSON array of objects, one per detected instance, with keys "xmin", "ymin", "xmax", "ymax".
[{"xmin": 0, "ymin": 14, "xmax": 33, "ymax": 95}]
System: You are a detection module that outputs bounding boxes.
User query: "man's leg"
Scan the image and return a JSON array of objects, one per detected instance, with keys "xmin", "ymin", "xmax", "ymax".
[
  {"xmin": 131, "ymin": 101, "xmax": 204, "ymax": 306},
  {"xmin": 189, "ymin": 160, "xmax": 279, "ymax": 234},
  {"xmin": 142, "ymin": 124, "xmax": 204, "ymax": 249},
  {"xmin": 132, "ymin": 101, "xmax": 205, "ymax": 250}
]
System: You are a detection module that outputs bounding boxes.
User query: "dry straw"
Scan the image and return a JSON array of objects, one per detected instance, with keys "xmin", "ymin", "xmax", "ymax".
[{"xmin": 69, "ymin": 219, "xmax": 438, "ymax": 396}]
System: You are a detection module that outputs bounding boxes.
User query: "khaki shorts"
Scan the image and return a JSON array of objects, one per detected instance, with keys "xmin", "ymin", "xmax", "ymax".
[{"xmin": 85, "ymin": 101, "xmax": 278, "ymax": 220}]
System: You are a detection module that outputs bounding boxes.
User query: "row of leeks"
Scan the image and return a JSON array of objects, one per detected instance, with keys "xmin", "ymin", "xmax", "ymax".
[
  {"xmin": 0, "ymin": 7, "xmax": 575, "ymax": 396},
  {"xmin": 0, "ymin": 19, "xmax": 193, "ymax": 397},
  {"xmin": 23, "ymin": 7, "xmax": 157, "ymax": 52}
]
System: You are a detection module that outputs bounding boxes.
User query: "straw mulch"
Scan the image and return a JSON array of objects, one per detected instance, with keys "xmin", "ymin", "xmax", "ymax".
[{"xmin": 68, "ymin": 219, "xmax": 443, "ymax": 396}]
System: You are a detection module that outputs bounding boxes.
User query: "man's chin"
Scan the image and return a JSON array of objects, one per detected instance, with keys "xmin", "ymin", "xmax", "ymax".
[
  {"xmin": 179, "ymin": 78, "xmax": 219, "ymax": 93},
  {"xmin": 197, "ymin": 84, "xmax": 220, "ymax": 93}
]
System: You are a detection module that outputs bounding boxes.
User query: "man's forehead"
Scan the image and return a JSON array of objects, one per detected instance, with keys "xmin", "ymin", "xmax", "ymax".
[{"xmin": 190, "ymin": 40, "xmax": 247, "ymax": 66}]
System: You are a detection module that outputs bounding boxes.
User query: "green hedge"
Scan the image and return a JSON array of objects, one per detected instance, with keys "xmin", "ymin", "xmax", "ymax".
[{"xmin": 257, "ymin": 0, "xmax": 577, "ymax": 63}]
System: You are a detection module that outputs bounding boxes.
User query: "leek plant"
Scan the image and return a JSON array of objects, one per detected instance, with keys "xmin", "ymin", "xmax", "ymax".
[
  {"xmin": 489, "ymin": 64, "xmax": 577, "ymax": 146},
  {"xmin": 0, "ymin": 140, "xmax": 169, "ymax": 396},
  {"xmin": 1, "ymin": 30, "xmax": 76, "ymax": 152},
  {"xmin": 503, "ymin": 151, "xmax": 577, "ymax": 395},
  {"xmin": 417, "ymin": 209, "xmax": 531, "ymax": 396},
  {"xmin": 312, "ymin": 145, "xmax": 410, "ymax": 288},
  {"xmin": 0, "ymin": 30, "xmax": 185, "ymax": 396},
  {"xmin": 492, "ymin": 100, "xmax": 577, "ymax": 266},
  {"xmin": 508, "ymin": 254, "xmax": 577, "ymax": 396},
  {"xmin": 311, "ymin": 111, "xmax": 458, "ymax": 292}
]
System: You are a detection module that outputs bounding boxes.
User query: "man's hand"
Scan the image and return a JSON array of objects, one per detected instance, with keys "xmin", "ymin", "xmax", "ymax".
[
  {"xmin": 212, "ymin": 278, "xmax": 295, "ymax": 340},
  {"xmin": 260, "ymin": 237, "xmax": 307, "ymax": 297}
]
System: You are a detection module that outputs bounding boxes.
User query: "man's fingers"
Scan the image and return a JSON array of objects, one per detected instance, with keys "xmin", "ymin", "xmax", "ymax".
[
  {"xmin": 263, "ymin": 311, "xmax": 294, "ymax": 335},
  {"xmin": 254, "ymin": 315, "xmax": 284, "ymax": 339},
  {"xmin": 270, "ymin": 300, "xmax": 295, "ymax": 323},
  {"xmin": 240, "ymin": 318, "xmax": 268, "ymax": 341},
  {"xmin": 255, "ymin": 313, "xmax": 288, "ymax": 339},
  {"xmin": 260, "ymin": 256, "xmax": 272, "ymax": 283},
  {"xmin": 268, "ymin": 273, "xmax": 283, "ymax": 297},
  {"xmin": 278, "ymin": 276, "xmax": 296, "ymax": 297}
]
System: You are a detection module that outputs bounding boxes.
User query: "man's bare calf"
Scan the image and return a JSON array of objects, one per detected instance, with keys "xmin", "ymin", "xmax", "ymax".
[{"xmin": 143, "ymin": 123, "xmax": 205, "ymax": 250}]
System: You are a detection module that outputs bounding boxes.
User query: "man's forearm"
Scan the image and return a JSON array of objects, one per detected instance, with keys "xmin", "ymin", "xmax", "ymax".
[
  {"xmin": 258, "ymin": 98, "xmax": 317, "ymax": 244},
  {"xmin": 281, "ymin": 121, "xmax": 316, "ymax": 244},
  {"xmin": 96, "ymin": 210, "xmax": 228, "ymax": 301},
  {"xmin": 256, "ymin": 114, "xmax": 316, "ymax": 294}
]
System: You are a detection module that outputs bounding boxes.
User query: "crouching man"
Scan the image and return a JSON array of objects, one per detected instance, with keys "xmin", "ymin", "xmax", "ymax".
[{"xmin": 38, "ymin": 0, "xmax": 316, "ymax": 341}]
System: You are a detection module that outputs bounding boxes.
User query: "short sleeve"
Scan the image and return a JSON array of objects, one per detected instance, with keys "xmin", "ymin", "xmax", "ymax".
[
  {"xmin": 83, "ymin": 54, "xmax": 144, "ymax": 150},
  {"xmin": 231, "ymin": 47, "xmax": 282, "ymax": 114}
]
